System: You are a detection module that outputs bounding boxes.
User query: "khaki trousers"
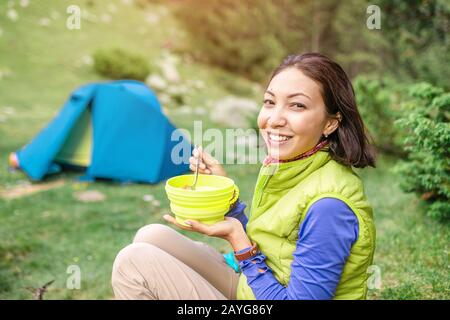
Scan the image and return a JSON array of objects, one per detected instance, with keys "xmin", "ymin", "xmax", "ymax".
[{"xmin": 111, "ymin": 224, "xmax": 240, "ymax": 300}]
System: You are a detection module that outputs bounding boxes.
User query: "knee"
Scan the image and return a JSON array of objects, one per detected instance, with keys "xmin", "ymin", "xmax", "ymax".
[
  {"xmin": 111, "ymin": 243, "xmax": 163, "ymax": 298},
  {"xmin": 112, "ymin": 243, "xmax": 149, "ymax": 275},
  {"xmin": 133, "ymin": 223, "xmax": 175, "ymax": 245},
  {"xmin": 112, "ymin": 242, "xmax": 159, "ymax": 285}
]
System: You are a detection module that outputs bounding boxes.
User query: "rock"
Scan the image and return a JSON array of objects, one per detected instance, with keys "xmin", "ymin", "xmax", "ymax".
[
  {"xmin": 145, "ymin": 13, "xmax": 160, "ymax": 25},
  {"xmin": 81, "ymin": 54, "xmax": 93, "ymax": 66},
  {"xmin": 73, "ymin": 190, "xmax": 106, "ymax": 202},
  {"xmin": 159, "ymin": 93, "xmax": 171, "ymax": 105},
  {"xmin": 50, "ymin": 10, "xmax": 60, "ymax": 20},
  {"xmin": 146, "ymin": 74, "xmax": 167, "ymax": 91},
  {"xmin": 160, "ymin": 60, "xmax": 180, "ymax": 83},
  {"xmin": 20, "ymin": 0, "xmax": 30, "ymax": 8},
  {"xmin": 194, "ymin": 107, "xmax": 207, "ymax": 115},
  {"xmin": 107, "ymin": 4, "xmax": 117, "ymax": 13},
  {"xmin": 38, "ymin": 18, "xmax": 51, "ymax": 27},
  {"xmin": 143, "ymin": 194, "xmax": 154, "ymax": 202},
  {"xmin": 210, "ymin": 96, "xmax": 259, "ymax": 128},
  {"xmin": 100, "ymin": 13, "xmax": 112, "ymax": 23},
  {"xmin": 178, "ymin": 105, "xmax": 192, "ymax": 115},
  {"xmin": 152, "ymin": 200, "xmax": 161, "ymax": 207},
  {"xmin": 7, "ymin": 9, "xmax": 19, "ymax": 21}
]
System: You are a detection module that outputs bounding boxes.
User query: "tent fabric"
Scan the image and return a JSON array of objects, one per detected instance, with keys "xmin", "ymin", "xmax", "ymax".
[
  {"xmin": 55, "ymin": 107, "xmax": 92, "ymax": 167},
  {"xmin": 15, "ymin": 80, "xmax": 192, "ymax": 184}
]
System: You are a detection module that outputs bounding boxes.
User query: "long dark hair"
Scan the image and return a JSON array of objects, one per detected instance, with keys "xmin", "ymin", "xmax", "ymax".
[{"xmin": 268, "ymin": 53, "xmax": 376, "ymax": 168}]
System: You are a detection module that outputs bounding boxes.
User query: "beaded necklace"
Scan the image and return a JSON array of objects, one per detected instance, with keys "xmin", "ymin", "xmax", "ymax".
[{"xmin": 262, "ymin": 139, "xmax": 330, "ymax": 166}]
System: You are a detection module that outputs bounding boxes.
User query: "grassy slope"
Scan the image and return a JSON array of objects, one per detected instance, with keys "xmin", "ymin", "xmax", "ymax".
[
  {"xmin": 0, "ymin": 0, "xmax": 448, "ymax": 299},
  {"xmin": 359, "ymin": 157, "xmax": 449, "ymax": 299}
]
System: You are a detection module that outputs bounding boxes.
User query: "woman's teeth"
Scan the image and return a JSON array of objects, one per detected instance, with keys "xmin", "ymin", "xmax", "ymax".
[{"xmin": 268, "ymin": 133, "xmax": 292, "ymax": 142}]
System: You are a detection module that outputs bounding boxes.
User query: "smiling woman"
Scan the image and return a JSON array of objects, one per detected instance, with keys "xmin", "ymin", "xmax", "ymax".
[
  {"xmin": 111, "ymin": 53, "xmax": 377, "ymax": 300},
  {"xmin": 260, "ymin": 53, "xmax": 376, "ymax": 167}
]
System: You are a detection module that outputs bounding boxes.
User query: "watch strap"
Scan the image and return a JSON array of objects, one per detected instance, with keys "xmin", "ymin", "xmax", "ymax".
[{"xmin": 234, "ymin": 242, "xmax": 259, "ymax": 261}]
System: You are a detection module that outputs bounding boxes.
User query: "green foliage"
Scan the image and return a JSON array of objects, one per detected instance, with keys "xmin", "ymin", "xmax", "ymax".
[
  {"xmin": 173, "ymin": 0, "xmax": 449, "ymax": 91},
  {"xmin": 172, "ymin": 0, "xmax": 389, "ymax": 81},
  {"xmin": 93, "ymin": 48, "xmax": 151, "ymax": 81},
  {"xmin": 379, "ymin": 0, "xmax": 450, "ymax": 89},
  {"xmin": 173, "ymin": 0, "xmax": 290, "ymax": 82},
  {"xmin": 353, "ymin": 76, "xmax": 405, "ymax": 154},
  {"xmin": 394, "ymin": 83, "xmax": 450, "ymax": 222},
  {"xmin": 380, "ymin": 282, "xmax": 424, "ymax": 300}
]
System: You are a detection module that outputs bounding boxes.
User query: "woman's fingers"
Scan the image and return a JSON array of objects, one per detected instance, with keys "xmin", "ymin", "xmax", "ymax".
[
  {"xmin": 189, "ymin": 155, "xmax": 210, "ymax": 174},
  {"xmin": 184, "ymin": 219, "xmax": 212, "ymax": 236},
  {"xmin": 189, "ymin": 163, "xmax": 209, "ymax": 174},
  {"xmin": 163, "ymin": 214, "xmax": 193, "ymax": 231},
  {"xmin": 190, "ymin": 146, "xmax": 223, "ymax": 176},
  {"xmin": 194, "ymin": 146, "xmax": 218, "ymax": 166},
  {"xmin": 163, "ymin": 214, "xmax": 211, "ymax": 235},
  {"xmin": 189, "ymin": 156, "xmax": 206, "ymax": 169}
]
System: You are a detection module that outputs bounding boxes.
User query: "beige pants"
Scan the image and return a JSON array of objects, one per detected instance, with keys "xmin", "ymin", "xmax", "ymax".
[{"xmin": 111, "ymin": 224, "xmax": 240, "ymax": 300}]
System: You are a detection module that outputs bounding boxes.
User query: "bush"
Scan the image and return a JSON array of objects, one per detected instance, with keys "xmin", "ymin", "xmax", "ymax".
[
  {"xmin": 172, "ymin": 0, "xmax": 292, "ymax": 82},
  {"xmin": 353, "ymin": 76, "xmax": 406, "ymax": 155},
  {"xmin": 394, "ymin": 83, "xmax": 450, "ymax": 222},
  {"xmin": 93, "ymin": 48, "xmax": 150, "ymax": 81},
  {"xmin": 171, "ymin": 0, "xmax": 388, "ymax": 82}
]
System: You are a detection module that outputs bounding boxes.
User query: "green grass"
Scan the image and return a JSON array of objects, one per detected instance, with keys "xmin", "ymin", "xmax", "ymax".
[
  {"xmin": 0, "ymin": 0, "xmax": 448, "ymax": 300},
  {"xmin": 358, "ymin": 157, "xmax": 449, "ymax": 299}
]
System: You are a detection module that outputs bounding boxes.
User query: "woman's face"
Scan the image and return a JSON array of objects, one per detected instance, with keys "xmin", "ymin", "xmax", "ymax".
[{"xmin": 258, "ymin": 67, "xmax": 337, "ymax": 160}]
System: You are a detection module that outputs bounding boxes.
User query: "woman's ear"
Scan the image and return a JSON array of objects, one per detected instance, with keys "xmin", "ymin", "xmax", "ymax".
[{"xmin": 323, "ymin": 112, "xmax": 342, "ymax": 136}]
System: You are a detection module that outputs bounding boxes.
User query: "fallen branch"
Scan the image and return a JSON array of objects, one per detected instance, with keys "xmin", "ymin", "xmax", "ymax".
[{"xmin": 25, "ymin": 279, "xmax": 55, "ymax": 300}]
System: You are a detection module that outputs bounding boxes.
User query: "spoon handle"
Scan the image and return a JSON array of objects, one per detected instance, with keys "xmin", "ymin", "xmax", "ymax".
[{"xmin": 192, "ymin": 145, "xmax": 200, "ymax": 190}]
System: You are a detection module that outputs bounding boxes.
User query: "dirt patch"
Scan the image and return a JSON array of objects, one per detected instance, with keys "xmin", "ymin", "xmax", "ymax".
[{"xmin": 0, "ymin": 180, "xmax": 65, "ymax": 200}]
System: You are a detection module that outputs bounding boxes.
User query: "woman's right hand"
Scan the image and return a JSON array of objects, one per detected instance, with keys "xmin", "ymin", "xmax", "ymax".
[{"xmin": 189, "ymin": 146, "xmax": 227, "ymax": 177}]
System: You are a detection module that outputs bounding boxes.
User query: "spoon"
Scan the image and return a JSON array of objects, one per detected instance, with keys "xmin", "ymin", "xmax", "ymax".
[{"xmin": 188, "ymin": 145, "xmax": 201, "ymax": 190}]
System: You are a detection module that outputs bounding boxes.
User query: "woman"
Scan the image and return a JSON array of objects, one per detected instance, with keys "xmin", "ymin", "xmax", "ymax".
[{"xmin": 111, "ymin": 53, "xmax": 376, "ymax": 300}]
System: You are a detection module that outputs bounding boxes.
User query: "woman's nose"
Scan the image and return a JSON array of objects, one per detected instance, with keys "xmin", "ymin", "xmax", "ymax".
[{"xmin": 267, "ymin": 108, "xmax": 287, "ymax": 127}]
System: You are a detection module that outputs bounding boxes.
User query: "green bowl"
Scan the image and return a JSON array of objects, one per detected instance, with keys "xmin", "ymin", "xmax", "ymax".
[
  {"xmin": 165, "ymin": 174, "xmax": 239, "ymax": 226},
  {"xmin": 165, "ymin": 174, "xmax": 235, "ymax": 197},
  {"xmin": 166, "ymin": 187, "xmax": 236, "ymax": 204}
]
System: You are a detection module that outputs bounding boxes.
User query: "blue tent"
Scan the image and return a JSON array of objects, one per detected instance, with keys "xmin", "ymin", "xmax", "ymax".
[{"xmin": 13, "ymin": 80, "xmax": 192, "ymax": 184}]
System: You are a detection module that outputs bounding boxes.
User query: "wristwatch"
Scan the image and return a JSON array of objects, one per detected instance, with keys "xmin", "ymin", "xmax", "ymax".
[{"xmin": 234, "ymin": 242, "xmax": 260, "ymax": 261}]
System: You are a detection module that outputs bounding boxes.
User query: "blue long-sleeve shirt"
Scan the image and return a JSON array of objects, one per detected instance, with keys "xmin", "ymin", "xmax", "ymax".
[{"xmin": 225, "ymin": 197, "xmax": 359, "ymax": 300}]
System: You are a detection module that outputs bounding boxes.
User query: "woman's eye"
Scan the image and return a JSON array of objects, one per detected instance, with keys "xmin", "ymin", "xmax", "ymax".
[
  {"xmin": 263, "ymin": 99, "xmax": 275, "ymax": 106},
  {"xmin": 292, "ymin": 103, "xmax": 306, "ymax": 109}
]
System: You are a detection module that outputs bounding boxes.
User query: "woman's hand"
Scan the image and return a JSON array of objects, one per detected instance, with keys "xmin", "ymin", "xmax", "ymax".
[
  {"xmin": 189, "ymin": 146, "xmax": 227, "ymax": 177},
  {"xmin": 163, "ymin": 214, "xmax": 252, "ymax": 251}
]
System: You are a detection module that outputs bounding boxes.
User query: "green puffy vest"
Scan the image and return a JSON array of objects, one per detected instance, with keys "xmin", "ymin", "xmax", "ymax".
[{"xmin": 236, "ymin": 150, "xmax": 376, "ymax": 300}]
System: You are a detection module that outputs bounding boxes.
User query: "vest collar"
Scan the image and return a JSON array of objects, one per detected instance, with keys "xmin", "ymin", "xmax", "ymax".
[{"xmin": 260, "ymin": 147, "xmax": 331, "ymax": 192}]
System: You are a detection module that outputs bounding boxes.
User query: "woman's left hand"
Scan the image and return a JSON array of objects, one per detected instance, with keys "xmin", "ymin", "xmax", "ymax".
[{"xmin": 163, "ymin": 214, "xmax": 252, "ymax": 251}]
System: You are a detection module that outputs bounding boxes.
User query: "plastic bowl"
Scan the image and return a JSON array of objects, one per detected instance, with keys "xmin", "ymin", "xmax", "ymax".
[
  {"xmin": 166, "ymin": 175, "xmax": 235, "ymax": 195},
  {"xmin": 165, "ymin": 174, "xmax": 239, "ymax": 226}
]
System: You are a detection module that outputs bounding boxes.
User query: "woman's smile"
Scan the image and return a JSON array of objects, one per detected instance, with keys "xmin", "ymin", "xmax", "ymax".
[{"xmin": 266, "ymin": 131, "xmax": 294, "ymax": 146}]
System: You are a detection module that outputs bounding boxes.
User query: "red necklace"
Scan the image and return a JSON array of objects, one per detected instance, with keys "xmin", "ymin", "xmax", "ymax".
[{"xmin": 263, "ymin": 139, "xmax": 329, "ymax": 166}]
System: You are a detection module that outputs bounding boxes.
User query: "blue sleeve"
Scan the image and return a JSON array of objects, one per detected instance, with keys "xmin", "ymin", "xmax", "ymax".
[
  {"xmin": 225, "ymin": 199, "xmax": 248, "ymax": 231},
  {"xmin": 239, "ymin": 197, "xmax": 359, "ymax": 300}
]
